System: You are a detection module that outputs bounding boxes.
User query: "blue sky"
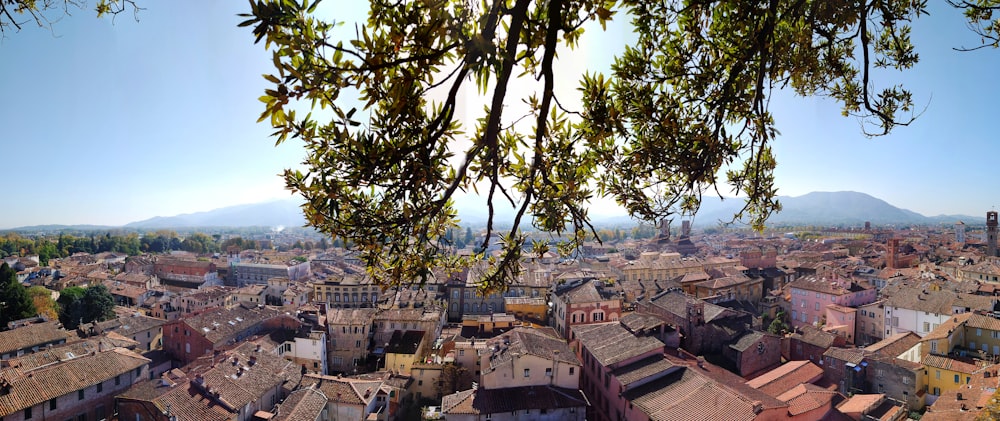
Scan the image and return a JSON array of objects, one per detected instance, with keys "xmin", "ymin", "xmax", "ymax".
[{"xmin": 0, "ymin": 1, "xmax": 997, "ymax": 229}]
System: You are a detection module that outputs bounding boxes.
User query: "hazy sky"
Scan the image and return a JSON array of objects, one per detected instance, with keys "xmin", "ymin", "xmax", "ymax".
[{"xmin": 1, "ymin": 1, "xmax": 998, "ymax": 229}]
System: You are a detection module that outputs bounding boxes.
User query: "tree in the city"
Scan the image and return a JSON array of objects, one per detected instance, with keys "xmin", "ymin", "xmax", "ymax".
[
  {"xmin": 241, "ymin": 0, "xmax": 947, "ymax": 292},
  {"xmin": 27, "ymin": 286, "xmax": 59, "ymax": 321},
  {"xmin": 57, "ymin": 285, "xmax": 116, "ymax": 329},
  {"xmin": 0, "ymin": 263, "xmax": 36, "ymax": 329},
  {"xmin": 0, "ymin": 0, "xmax": 141, "ymax": 34}
]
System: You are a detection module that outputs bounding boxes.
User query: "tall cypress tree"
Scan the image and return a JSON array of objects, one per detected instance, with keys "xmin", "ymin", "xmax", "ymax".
[{"xmin": 0, "ymin": 262, "xmax": 36, "ymax": 330}]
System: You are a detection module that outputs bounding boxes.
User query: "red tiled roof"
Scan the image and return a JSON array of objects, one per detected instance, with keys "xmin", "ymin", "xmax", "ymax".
[
  {"xmin": 623, "ymin": 368, "xmax": 765, "ymax": 421},
  {"xmin": 923, "ymin": 355, "xmax": 980, "ymax": 374},
  {"xmin": 273, "ymin": 387, "xmax": 328, "ymax": 421},
  {"xmin": 0, "ymin": 321, "xmax": 71, "ymax": 355},
  {"xmin": 776, "ymin": 383, "xmax": 844, "ymax": 416},
  {"xmin": 441, "ymin": 385, "xmax": 588, "ymax": 415},
  {"xmin": 0, "ymin": 348, "xmax": 149, "ymax": 417},
  {"xmin": 745, "ymin": 361, "xmax": 824, "ymax": 398}
]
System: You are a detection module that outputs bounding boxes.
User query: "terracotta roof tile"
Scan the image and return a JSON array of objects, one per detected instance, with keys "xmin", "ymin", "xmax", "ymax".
[
  {"xmin": 865, "ymin": 332, "xmax": 922, "ymax": 358},
  {"xmin": 273, "ymin": 387, "xmax": 328, "ymax": 421},
  {"xmin": 178, "ymin": 304, "xmax": 287, "ymax": 345},
  {"xmin": 484, "ymin": 327, "xmax": 580, "ymax": 372},
  {"xmin": 441, "ymin": 385, "xmax": 587, "ymax": 415},
  {"xmin": 612, "ymin": 355, "xmax": 676, "ymax": 387},
  {"xmin": 301, "ymin": 374, "xmax": 381, "ymax": 407},
  {"xmin": 0, "ymin": 321, "xmax": 71, "ymax": 355},
  {"xmin": 623, "ymin": 368, "xmax": 765, "ymax": 421},
  {"xmin": 776, "ymin": 383, "xmax": 844, "ymax": 416},
  {"xmin": 923, "ymin": 355, "xmax": 980, "ymax": 374},
  {"xmin": 0, "ymin": 347, "xmax": 149, "ymax": 417},
  {"xmin": 745, "ymin": 361, "xmax": 824, "ymax": 398},
  {"xmin": 572, "ymin": 323, "xmax": 664, "ymax": 368}
]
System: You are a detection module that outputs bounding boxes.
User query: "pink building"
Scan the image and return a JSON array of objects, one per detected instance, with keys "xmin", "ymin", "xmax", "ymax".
[
  {"xmin": 571, "ymin": 322, "xmax": 666, "ymax": 421},
  {"xmin": 823, "ymin": 304, "xmax": 858, "ymax": 345},
  {"xmin": 787, "ymin": 276, "xmax": 876, "ymax": 331}
]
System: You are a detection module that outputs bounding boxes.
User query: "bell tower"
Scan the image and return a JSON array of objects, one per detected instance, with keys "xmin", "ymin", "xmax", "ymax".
[{"xmin": 988, "ymin": 211, "xmax": 998, "ymax": 257}]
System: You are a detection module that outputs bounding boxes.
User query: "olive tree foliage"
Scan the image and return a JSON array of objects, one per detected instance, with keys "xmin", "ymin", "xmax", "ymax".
[
  {"xmin": 950, "ymin": 0, "xmax": 1000, "ymax": 49},
  {"xmin": 242, "ymin": 0, "xmax": 930, "ymax": 293},
  {"xmin": 0, "ymin": 0, "xmax": 140, "ymax": 34}
]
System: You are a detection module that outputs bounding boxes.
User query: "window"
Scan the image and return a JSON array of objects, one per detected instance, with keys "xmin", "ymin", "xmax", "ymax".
[
  {"xmin": 24, "ymin": 407, "xmax": 32, "ymax": 419},
  {"xmin": 955, "ymin": 374, "xmax": 960, "ymax": 383},
  {"xmin": 78, "ymin": 389, "xmax": 85, "ymax": 400},
  {"xmin": 545, "ymin": 368, "xmax": 552, "ymax": 377},
  {"xmin": 135, "ymin": 367, "xmax": 141, "ymax": 377},
  {"xmin": 50, "ymin": 398, "xmax": 57, "ymax": 410},
  {"xmin": 978, "ymin": 328, "xmax": 983, "ymax": 336},
  {"xmin": 96, "ymin": 382, "xmax": 102, "ymax": 393},
  {"xmin": 524, "ymin": 369, "xmax": 530, "ymax": 377},
  {"xmin": 569, "ymin": 367, "xmax": 575, "ymax": 375},
  {"xmin": 815, "ymin": 302, "xmax": 820, "ymax": 311},
  {"xmin": 936, "ymin": 370, "xmax": 941, "ymax": 380},
  {"xmin": 924, "ymin": 322, "xmax": 930, "ymax": 332},
  {"xmin": 459, "ymin": 349, "xmax": 465, "ymax": 356}
]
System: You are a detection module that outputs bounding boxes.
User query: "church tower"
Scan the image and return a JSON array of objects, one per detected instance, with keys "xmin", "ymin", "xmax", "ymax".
[{"xmin": 988, "ymin": 211, "xmax": 998, "ymax": 257}]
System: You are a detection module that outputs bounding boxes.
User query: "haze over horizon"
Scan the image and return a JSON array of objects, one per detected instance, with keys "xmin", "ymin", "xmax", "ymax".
[{"xmin": 3, "ymin": 1, "xmax": 1000, "ymax": 228}]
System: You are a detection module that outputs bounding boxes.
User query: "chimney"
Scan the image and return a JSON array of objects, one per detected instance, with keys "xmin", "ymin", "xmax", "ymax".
[{"xmin": 249, "ymin": 355, "xmax": 257, "ymax": 366}]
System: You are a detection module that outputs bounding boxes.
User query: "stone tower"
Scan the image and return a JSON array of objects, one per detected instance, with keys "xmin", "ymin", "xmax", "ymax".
[
  {"xmin": 988, "ymin": 211, "xmax": 998, "ymax": 257},
  {"xmin": 886, "ymin": 238, "xmax": 900, "ymax": 269},
  {"xmin": 956, "ymin": 221, "xmax": 966, "ymax": 245}
]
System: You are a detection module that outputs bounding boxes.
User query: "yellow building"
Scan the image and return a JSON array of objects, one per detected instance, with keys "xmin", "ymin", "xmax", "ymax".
[
  {"xmin": 923, "ymin": 354, "xmax": 980, "ymax": 396},
  {"xmin": 503, "ymin": 296, "xmax": 548, "ymax": 324},
  {"xmin": 382, "ymin": 330, "xmax": 427, "ymax": 376},
  {"xmin": 919, "ymin": 312, "xmax": 1000, "ymax": 397},
  {"xmin": 921, "ymin": 313, "xmax": 1000, "ymax": 359}
]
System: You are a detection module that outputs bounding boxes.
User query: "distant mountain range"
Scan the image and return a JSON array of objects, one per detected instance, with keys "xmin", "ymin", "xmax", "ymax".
[
  {"xmin": 3, "ymin": 191, "xmax": 985, "ymax": 232},
  {"xmin": 123, "ymin": 200, "xmax": 307, "ymax": 229},
  {"xmin": 455, "ymin": 190, "xmax": 984, "ymax": 228},
  {"xmin": 690, "ymin": 191, "xmax": 983, "ymax": 228}
]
